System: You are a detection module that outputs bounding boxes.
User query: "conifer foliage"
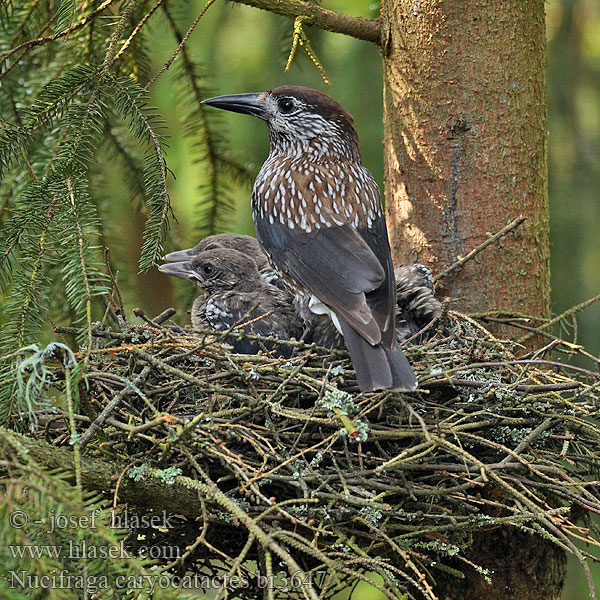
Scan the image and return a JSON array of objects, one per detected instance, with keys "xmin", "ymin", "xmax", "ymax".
[
  {"xmin": 0, "ymin": 3, "xmax": 250, "ymax": 596},
  {"xmin": 0, "ymin": 1, "xmax": 248, "ymax": 428}
]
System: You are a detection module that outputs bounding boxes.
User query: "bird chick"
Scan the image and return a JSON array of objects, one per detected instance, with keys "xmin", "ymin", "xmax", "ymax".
[
  {"xmin": 203, "ymin": 86, "xmax": 417, "ymax": 392},
  {"xmin": 165, "ymin": 236, "xmax": 440, "ymax": 350},
  {"xmin": 164, "ymin": 233, "xmax": 268, "ymax": 269},
  {"xmin": 159, "ymin": 248, "xmax": 302, "ymax": 356},
  {"xmin": 163, "ymin": 233, "xmax": 283, "ymax": 289},
  {"xmin": 394, "ymin": 264, "xmax": 442, "ymax": 343}
]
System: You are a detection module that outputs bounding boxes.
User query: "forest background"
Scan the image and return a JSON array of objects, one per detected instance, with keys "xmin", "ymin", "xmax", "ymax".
[{"xmin": 1, "ymin": 0, "xmax": 599, "ymax": 597}]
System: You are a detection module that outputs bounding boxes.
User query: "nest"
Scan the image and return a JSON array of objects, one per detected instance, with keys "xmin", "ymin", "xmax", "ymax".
[{"xmin": 44, "ymin": 309, "xmax": 600, "ymax": 600}]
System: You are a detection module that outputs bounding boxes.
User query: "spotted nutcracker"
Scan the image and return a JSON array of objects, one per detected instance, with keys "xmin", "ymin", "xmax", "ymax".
[
  {"xmin": 158, "ymin": 248, "xmax": 302, "ymax": 356},
  {"xmin": 202, "ymin": 86, "xmax": 418, "ymax": 392}
]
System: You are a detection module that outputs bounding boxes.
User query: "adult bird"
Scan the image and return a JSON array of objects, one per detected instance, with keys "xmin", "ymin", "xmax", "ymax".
[
  {"xmin": 158, "ymin": 248, "xmax": 302, "ymax": 356},
  {"xmin": 202, "ymin": 86, "xmax": 418, "ymax": 392}
]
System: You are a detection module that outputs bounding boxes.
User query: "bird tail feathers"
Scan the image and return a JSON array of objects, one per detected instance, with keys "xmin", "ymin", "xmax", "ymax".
[{"xmin": 339, "ymin": 320, "xmax": 418, "ymax": 392}]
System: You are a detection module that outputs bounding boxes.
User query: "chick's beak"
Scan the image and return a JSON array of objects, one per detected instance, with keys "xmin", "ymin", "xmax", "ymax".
[
  {"xmin": 158, "ymin": 261, "xmax": 202, "ymax": 284},
  {"xmin": 202, "ymin": 92, "xmax": 266, "ymax": 119}
]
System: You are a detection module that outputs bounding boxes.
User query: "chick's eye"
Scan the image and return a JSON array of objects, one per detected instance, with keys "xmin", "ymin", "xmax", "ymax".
[
  {"xmin": 278, "ymin": 98, "xmax": 294, "ymax": 114},
  {"xmin": 202, "ymin": 264, "xmax": 215, "ymax": 276}
]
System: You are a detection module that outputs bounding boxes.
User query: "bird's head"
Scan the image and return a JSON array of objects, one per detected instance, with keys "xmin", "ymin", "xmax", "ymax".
[
  {"xmin": 202, "ymin": 86, "xmax": 360, "ymax": 157},
  {"xmin": 162, "ymin": 233, "xmax": 267, "ymax": 270},
  {"xmin": 159, "ymin": 249, "xmax": 260, "ymax": 293}
]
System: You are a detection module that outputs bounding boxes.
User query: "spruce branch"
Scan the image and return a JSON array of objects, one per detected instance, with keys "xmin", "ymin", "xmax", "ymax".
[
  {"xmin": 1, "ymin": 71, "xmax": 109, "ymax": 368},
  {"xmin": 110, "ymin": 76, "xmax": 172, "ymax": 270},
  {"xmin": 0, "ymin": 64, "xmax": 98, "ymax": 177},
  {"xmin": 145, "ymin": 0, "xmax": 218, "ymax": 91},
  {"xmin": 0, "ymin": 0, "xmax": 118, "ymax": 77},
  {"xmin": 54, "ymin": 0, "xmax": 76, "ymax": 36},
  {"xmin": 162, "ymin": 4, "xmax": 251, "ymax": 242},
  {"xmin": 5, "ymin": 0, "xmax": 51, "ymax": 49},
  {"xmin": 1, "ymin": 195, "xmax": 57, "ymax": 353},
  {"xmin": 104, "ymin": 122, "xmax": 147, "ymax": 204},
  {"xmin": 111, "ymin": 0, "xmax": 166, "ymax": 67},
  {"xmin": 100, "ymin": 0, "xmax": 138, "ymax": 70},
  {"xmin": 64, "ymin": 177, "xmax": 94, "ymax": 361},
  {"xmin": 1, "ymin": 4, "xmax": 60, "ymax": 81}
]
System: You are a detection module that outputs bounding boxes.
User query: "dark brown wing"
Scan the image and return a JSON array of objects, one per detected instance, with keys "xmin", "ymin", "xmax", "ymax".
[
  {"xmin": 253, "ymin": 157, "xmax": 397, "ymax": 349},
  {"xmin": 359, "ymin": 214, "xmax": 396, "ymax": 349},
  {"xmin": 255, "ymin": 218, "xmax": 391, "ymax": 346}
]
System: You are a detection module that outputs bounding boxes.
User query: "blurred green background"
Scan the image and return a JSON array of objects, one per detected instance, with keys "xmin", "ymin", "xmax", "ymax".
[{"xmin": 97, "ymin": 1, "xmax": 600, "ymax": 597}]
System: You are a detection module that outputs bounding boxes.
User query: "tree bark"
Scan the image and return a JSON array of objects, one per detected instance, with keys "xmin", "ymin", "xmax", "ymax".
[
  {"xmin": 446, "ymin": 527, "xmax": 567, "ymax": 600},
  {"xmin": 380, "ymin": 2, "xmax": 562, "ymax": 598},
  {"xmin": 382, "ymin": 0, "xmax": 551, "ymax": 320}
]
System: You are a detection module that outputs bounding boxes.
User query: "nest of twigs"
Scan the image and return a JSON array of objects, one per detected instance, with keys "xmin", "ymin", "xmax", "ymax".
[{"xmin": 46, "ymin": 308, "xmax": 600, "ymax": 600}]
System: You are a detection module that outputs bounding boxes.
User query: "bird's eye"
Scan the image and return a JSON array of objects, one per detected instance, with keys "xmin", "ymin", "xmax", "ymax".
[
  {"xmin": 202, "ymin": 264, "xmax": 215, "ymax": 276},
  {"xmin": 277, "ymin": 98, "xmax": 295, "ymax": 114}
]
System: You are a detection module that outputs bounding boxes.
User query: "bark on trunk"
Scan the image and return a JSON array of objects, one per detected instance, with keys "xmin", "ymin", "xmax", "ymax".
[
  {"xmin": 440, "ymin": 528, "xmax": 567, "ymax": 600},
  {"xmin": 382, "ymin": 0, "xmax": 551, "ymax": 320},
  {"xmin": 380, "ymin": 2, "xmax": 562, "ymax": 597}
]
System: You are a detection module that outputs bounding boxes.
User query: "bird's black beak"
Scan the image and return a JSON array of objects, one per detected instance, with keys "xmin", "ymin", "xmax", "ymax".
[
  {"xmin": 162, "ymin": 248, "xmax": 195, "ymax": 263},
  {"xmin": 158, "ymin": 261, "xmax": 202, "ymax": 284},
  {"xmin": 202, "ymin": 92, "xmax": 266, "ymax": 119}
]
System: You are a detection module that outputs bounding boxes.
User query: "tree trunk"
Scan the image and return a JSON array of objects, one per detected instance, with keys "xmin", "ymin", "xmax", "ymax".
[
  {"xmin": 380, "ymin": 1, "xmax": 562, "ymax": 598},
  {"xmin": 441, "ymin": 527, "xmax": 567, "ymax": 600},
  {"xmin": 382, "ymin": 0, "xmax": 551, "ymax": 320}
]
